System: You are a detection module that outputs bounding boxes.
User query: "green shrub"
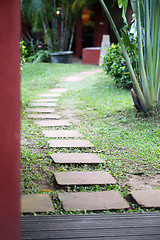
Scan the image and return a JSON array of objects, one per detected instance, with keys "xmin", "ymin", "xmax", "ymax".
[
  {"xmin": 102, "ymin": 43, "xmax": 138, "ymax": 89},
  {"xmin": 27, "ymin": 50, "xmax": 51, "ymax": 63},
  {"xmin": 20, "ymin": 41, "xmax": 28, "ymax": 68}
]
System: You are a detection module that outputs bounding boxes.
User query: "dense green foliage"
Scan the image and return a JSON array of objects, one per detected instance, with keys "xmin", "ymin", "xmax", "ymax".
[
  {"xmin": 20, "ymin": 41, "xmax": 28, "ymax": 68},
  {"xmin": 27, "ymin": 50, "xmax": 51, "ymax": 63},
  {"xmin": 22, "ymin": 0, "xmax": 95, "ymax": 52},
  {"xmin": 100, "ymin": 0, "xmax": 160, "ymax": 111},
  {"xmin": 103, "ymin": 43, "xmax": 138, "ymax": 89}
]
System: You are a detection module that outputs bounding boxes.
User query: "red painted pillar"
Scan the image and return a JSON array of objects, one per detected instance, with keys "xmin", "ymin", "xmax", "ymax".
[
  {"xmin": 0, "ymin": 1, "xmax": 21, "ymax": 240},
  {"xmin": 75, "ymin": 17, "xmax": 82, "ymax": 57}
]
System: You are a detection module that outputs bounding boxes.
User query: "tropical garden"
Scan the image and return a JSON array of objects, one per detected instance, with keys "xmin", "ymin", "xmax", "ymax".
[{"xmin": 21, "ymin": 0, "xmax": 160, "ymax": 214}]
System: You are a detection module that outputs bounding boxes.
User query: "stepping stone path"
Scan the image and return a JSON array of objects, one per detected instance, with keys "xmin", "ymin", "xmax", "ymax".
[
  {"xmin": 32, "ymin": 99, "xmax": 58, "ymax": 102},
  {"xmin": 37, "ymin": 93, "xmax": 61, "ymax": 97},
  {"xmin": 28, "ymin": 114, "xmax": 61, "ymax": 119},
  {"xmin": 21, "ymin": 194, "xmax": 54, "ymax": 213},
  {"xmin": 50, "ymin": 153, "xmax": 105, "ymax": 164},
  {"xmin": 24, "ymin": 79, "xmax": 144, "ymax": 213},
  {"xmin": 25, "ymin": 108, "xmax": 55, "ymax": 113},
  {"xmin": 34, "ymin": 120, "xmax": 72, "ymax": 127},
  {"xmin": 58, "ymin": 191, "xmax": 130, "ymax": 211},
  {"xmin": 54, "ymin": 171, "xmax": 116, "ymax": 185},
  {"xmin": 42, "ymin": 130, "xmax": 83, "ymax": 138},
  {"xmin": 48, "ymin": 88, "xmax": 68, "ymax": 93},
  {"xmin": 48, "ymin": 139, "xmax": 94, "ymax": 148},
  {"xmin": 62, "ymin": 69, "xmax": 103, "ymax": 82},
  {"xmin": 28, "ymin": 102, "xmax": 57, "ymax": 107},
  {"xmin": 131, "ymin": 190, "xmax": 160, "ymax": 208}
]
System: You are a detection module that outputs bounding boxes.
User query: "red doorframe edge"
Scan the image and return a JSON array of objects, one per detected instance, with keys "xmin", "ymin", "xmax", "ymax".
[{"xmin": 0, "ymin": 1, "xmax": 21, "ymax": 239}]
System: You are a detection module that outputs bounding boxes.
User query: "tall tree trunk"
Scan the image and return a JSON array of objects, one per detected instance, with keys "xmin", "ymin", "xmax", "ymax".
[
  {"xmin": 60, "ymin": 0, "xmax": 64, "ymax": 51},
  {"xmin": 68, "ymin": 26, "xmax": 75, "ymax": 51},
  {"xmin": 62, "ymin": 1, "xmax": 70, "ymax": 50},
  {"xmin": 40, "ymin": 11, "xmax": 52, "ymax": 51},
  {"xmin": 65, "ymin": 16, "xmax": 72, "ymax": 50},
  {"xmin": 49, "ymin": 0, "xmax": 59, "ymax": 51}
]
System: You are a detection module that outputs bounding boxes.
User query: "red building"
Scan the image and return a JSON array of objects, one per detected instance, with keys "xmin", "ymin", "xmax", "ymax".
[
  {"xmin": 75, "ymin": 3, "xmax": 110, "ymax": 57},
  {"xmin": 75, "ymin": 2, "xmax": 132, "ymax": 65}
]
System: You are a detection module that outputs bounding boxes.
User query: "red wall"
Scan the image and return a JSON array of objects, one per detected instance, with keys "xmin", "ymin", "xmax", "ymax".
[
  {"xmin": 75, "ymin": 3, "xmax": 110, "ymax": 57},
  {"xmin": 0, "ymin": 1, "xmax": 21, "ymax": 239},
  {"xmin": 94, "ymin": 3, "xmax": 110, "ymax": 47}
]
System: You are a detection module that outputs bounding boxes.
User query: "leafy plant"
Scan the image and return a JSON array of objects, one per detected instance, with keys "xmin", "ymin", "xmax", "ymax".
[
  {"xmin": 103, "ymin": 42, "xmax": 138, "ymax": 89},
  {"xmin": 99, "ymin": 0, "xmax": 160, "ymax": 112},
  {"xmin": 27, "ymin": 50, "xmax": 51, "ymax": 63},
  {"xmin": 20, "ymin": 41, "xmax": 28, "ymax": 68}
]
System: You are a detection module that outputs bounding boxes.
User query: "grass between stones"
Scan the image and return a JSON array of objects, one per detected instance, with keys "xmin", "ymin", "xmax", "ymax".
[{"xmin": 21, "ymin": 63, "xmax": 160, "ymax": 214}]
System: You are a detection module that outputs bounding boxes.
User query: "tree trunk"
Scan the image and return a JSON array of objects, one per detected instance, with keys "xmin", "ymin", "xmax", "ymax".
[
  {"xmin": 68, "ymin": 26, "xmax": 75, "ymax": 51},
  {"xmin": 63, "ymin": 2, "xmax": 70, "ymax": 50},
  {"xmin": 40, "ymin": 11, "xmax": 52, "ymax": 51},
  {"xmin": 49, "ymin": 0, "xmax": 59, "ymax": 51}
]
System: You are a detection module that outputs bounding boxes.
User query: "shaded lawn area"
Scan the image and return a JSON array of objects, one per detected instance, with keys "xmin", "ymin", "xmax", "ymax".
[
  {"xmin": 21, "ymin": 63, "xmax": 97, "ymax": 110},
  {"xmin": 21, "ymin": 63, "xmax": 160, "ymax": 213}
]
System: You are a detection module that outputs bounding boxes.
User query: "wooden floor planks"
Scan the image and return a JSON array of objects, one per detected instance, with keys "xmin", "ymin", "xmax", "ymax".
[{"xmin": 21, "ymin": 212, "xmax": 160, "ymax": 239}]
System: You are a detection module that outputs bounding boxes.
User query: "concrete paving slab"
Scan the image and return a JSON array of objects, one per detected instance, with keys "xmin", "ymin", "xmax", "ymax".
[
  {"xmin": 63, "ymin": 76, "xmax": 83, "ymax": 82},
  {"xmin": 54, "ymin": 171, "xmax": 116, "ymax": 185},
  {"xmin": 28, "ymin": 102, "xmax": 57, "ymax": 107},
  {"xmin": 62, "ymin": 70, "xmax": 103, "ymax": 83},
  {"xmin": 32, "ymin": 99, "xmax": 58, "ymax": 102},
  {"xmin": 42, "ymin": 130, "xmax": 82, "ymax": 138},
  {"xmin": 50, "ymin": 153, "xmax": 105, "ymax": 164},
  {"xmin": 34, "ymin": 120, "xmax": 72, "ymax": 127},
  {"xmin": 25, "ymin": 108, "xmax": 55, "ymax": 113},
  {"xmin": 58, "ymin": 191, "xmax": 130, "ymax": 211},
  {"xmin": 28, "ymin": 114, "xmax": 61, "ymax": 119},
  {"xmin": 37, "ymin": 93, "xmax": 61, "ymax": 97},
  {"xmin": 21, "ymin": 194, "xmax": 54, "ymax": 213},
  {"xmin": 48, "ymin": 88, "xmax": 68, "ymax": 93},
  {"xmin": 48, "ymin": 139, "xmax": 94, "ymax": 148},
  {"xmin": 131, "ymin": 190, "xmax": 160, "ymax": 208}
]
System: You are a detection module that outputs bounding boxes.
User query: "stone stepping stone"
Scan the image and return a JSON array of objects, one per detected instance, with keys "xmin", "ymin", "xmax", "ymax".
[
  {"xmin": 32, "ymin": 99, "xmax": 58, "ymax": 102},
  {"xmin": 21, "ymin": 194, "xmax": 54, "ymax": 213},
  {"xmin": 58, "ymin": 191, "xmax": 130, "ymax": 211},
  {"xmin": 28, "ymin": 102, "xmax": 57, "ymax": 107},
  {"xmin": 50, "ymin": 153, "xmax": 105, "ymax": 164},
  {"xmin": 48, "ymin": 88, "xmax": 68, "ymax": 93},
  {"xmin": 25, "ymin": 108, "xmax": 55, "ymax": 113},
  {"xmin": 131, "ymin": 190, "xmax": 160, "ymax": 208},
  {"xmin": 37, "ymin": 93, "xmax": 60, "ymax": 97},
  {"xmin": 63, "ymin": 76, "xmax": 83, "ymax": 82},
  {"xmin": 28, "ymin": 114, "xmax": 61, "ymax": 119},
  {"xmin": 34, "ymin": 120, "xmax": 72, "ymax": 127},
  {"xmin": 42, "ymin": 130, "xmax": 83, "ymax": 138},
  {"xmin": 54, "ymin": 171, "xmax": 116, "ymax": 185},
  {"xmin": 48, "ymin": 139, "xmax": 94, "ymax": 148}
]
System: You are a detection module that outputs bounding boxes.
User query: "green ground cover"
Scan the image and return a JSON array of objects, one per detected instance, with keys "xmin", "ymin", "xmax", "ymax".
[{"xmin": 21, "ymin": 63, "xmax": 160, "ymax": 214}]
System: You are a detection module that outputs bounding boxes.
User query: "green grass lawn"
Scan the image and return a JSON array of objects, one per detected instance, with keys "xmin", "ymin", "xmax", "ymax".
[
  {"xmin": 21, "ymin": 63, "xmax": 97, "ymax": 110},
  {"xmin": 21, "ymin": 63, "xmax": 160, "ymax": 214}
]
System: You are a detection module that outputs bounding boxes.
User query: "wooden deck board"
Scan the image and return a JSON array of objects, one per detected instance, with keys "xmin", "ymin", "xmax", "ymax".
[{"xmin": 21, "ymin": 212, "xmax": 160, "ymax": 239}]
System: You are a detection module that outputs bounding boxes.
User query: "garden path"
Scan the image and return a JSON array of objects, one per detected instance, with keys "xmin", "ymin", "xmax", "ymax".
[{"xmin": 22, "ymin": 69, "xmax": 160, "ymax": 214}]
